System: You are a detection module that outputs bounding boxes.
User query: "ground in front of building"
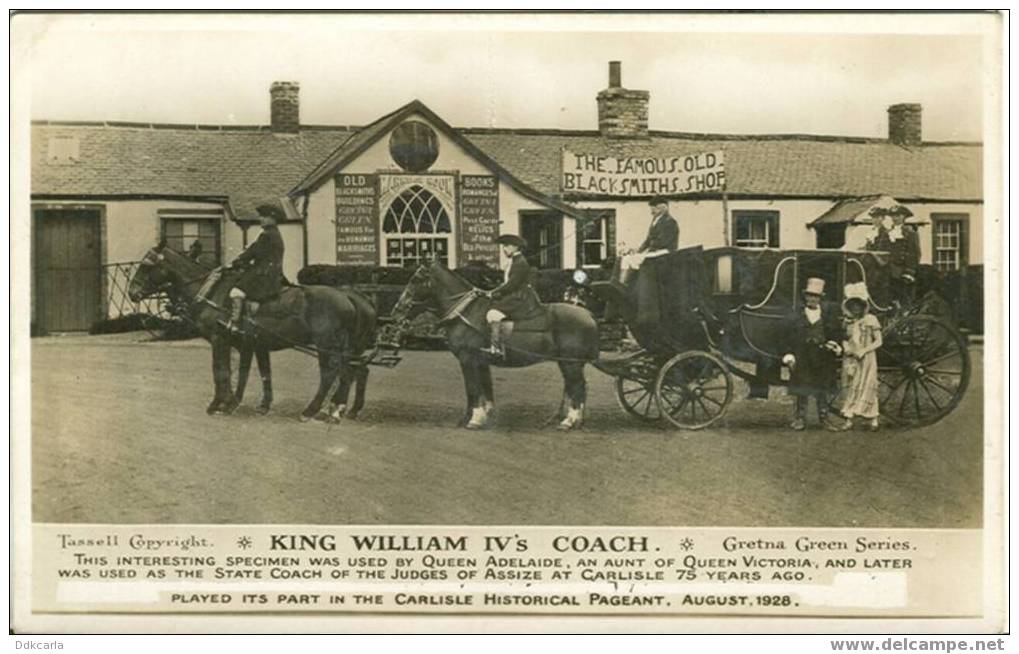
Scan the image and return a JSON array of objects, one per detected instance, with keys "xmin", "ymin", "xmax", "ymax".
[{"xmin": 30, "ymin": 335, "xmax": 983, "ymax": 527}]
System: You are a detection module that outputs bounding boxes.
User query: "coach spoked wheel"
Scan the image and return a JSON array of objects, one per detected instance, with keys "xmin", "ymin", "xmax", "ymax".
[
  {"xmin": 654, "ymin": 350, "xmax": 733, "ymax": 430},
  {"xmin": 613, "ymin": 352, "xmax": 663, "ymax": 422},
  {"xmin": 877, "ymin": 315, "xmax": 970, "ymax": 428}
]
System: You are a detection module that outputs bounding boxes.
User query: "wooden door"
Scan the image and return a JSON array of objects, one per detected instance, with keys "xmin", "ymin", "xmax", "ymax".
[{"xmin": 33, "ymin": 208, "xmax": 102, "ymax": 331}]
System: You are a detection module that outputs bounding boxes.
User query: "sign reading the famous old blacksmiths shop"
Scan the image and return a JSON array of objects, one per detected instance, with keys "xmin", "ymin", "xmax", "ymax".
[
  {"xmin": 459, "ymin": 175, "xmax": 500, "ymax": 265},
  {"xmin": 335, "ymin": 173, "xmax": 379, "ymax": 264},
  {"xmin": 561, "ymin": 149, "xmax": 726, "ymax": 196}
]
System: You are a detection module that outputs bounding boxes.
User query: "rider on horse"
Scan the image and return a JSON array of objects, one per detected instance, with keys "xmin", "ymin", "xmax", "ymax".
[
  {"xmin": 482, "ymin": 234, "xmax": 541, "ymax": 359},
  {"xmin": 224, "ymin": 202, "xmax": 286, "ymax": 334}
]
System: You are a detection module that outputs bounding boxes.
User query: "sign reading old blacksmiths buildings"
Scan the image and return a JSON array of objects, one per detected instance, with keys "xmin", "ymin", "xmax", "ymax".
[
  {"xmin": 335, "ymin": 173, "xmax": 379, "ymax": 264},
  {"xmin": 459, "ymin": 175, "xmax": 500, "ymax": 265},
  {"xmin": 561, "ymin": 149, "xmax": 726, "ymax": 196}
]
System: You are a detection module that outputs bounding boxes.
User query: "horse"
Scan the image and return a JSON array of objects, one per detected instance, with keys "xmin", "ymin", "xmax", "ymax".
[
  {"xmin": 391, "ymin": 259, "xmax": 600, "ymax": 430},
  {"xmin": 128, "ymin": 243, "xmax": 377, "ymax": 422}
]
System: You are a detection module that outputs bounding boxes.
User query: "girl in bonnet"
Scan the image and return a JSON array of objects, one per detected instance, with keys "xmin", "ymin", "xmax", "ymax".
[{"xmin": 836, "ymin": 282, "xmax": 883, "ymax": 431}]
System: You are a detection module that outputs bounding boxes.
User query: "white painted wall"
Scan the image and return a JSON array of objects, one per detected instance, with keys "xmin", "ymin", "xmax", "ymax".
[
  {"xmin": 98, "ymin": 199, "xmax": 238, "ymax": 264},
  {"xmin": 844, "ymin": 202, "xmax": 982, "ymax": 266},
  {"xmin": 305, "ymin": 176, "xmax": 337, "ymax": 265},
  {"xmin": 576, "ymin": 198, "xmax": 836, "ymax": 254},
  {"xmin": 304, "ymin": 111, "xmax": 553, "ymax": 269}
]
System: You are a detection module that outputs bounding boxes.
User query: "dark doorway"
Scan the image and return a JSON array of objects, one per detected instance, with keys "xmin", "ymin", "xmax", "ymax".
[
  {"xmin": 33, "ymin": 208, "xmax": 103, "ymax": 332},
  {"xmin": 519, "ymin": 210, "xmax": 561, "ymax": 269}
]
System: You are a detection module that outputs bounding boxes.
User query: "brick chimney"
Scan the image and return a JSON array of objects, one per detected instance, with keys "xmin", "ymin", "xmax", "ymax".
[
  {"xmin": 888, "ymin": 103, "xmax": 922, "ymax": 146},
  {"xmin": 270, "ymin": 81, "xmax": 300, "ymax": 133},
  {"xmin": 597, "ymin": 62, "xmax": 649, "ymax": 139}
]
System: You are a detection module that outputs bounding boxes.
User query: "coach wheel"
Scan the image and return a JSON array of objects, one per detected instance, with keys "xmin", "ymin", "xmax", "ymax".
[
  {"xmin": 654, "ymin": 351, "xmax": 733, "ymax": 430},
  {"xmin": 613, "ymin": 353, "xmax": 663, "ymax": 422},
  {"xmin": 876, "ymin": 316, "xmax": 970, "ymax": 428}
]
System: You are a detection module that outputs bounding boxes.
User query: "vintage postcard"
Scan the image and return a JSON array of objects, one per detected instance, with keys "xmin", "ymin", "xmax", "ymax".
[{"xmin": 10, "ymin": 12, "xmax": 1006, "ymax": 634}]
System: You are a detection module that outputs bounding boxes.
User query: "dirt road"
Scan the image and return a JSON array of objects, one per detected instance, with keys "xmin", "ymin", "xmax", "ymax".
[{"xmin": 29, "ymin": 335, "xmax": 983, "ymax": 527}]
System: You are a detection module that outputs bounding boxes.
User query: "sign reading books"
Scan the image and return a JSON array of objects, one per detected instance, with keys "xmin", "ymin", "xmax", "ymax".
[{"xmin": 459, "ymin": 175, "xmax": 500, "ymax": 265}]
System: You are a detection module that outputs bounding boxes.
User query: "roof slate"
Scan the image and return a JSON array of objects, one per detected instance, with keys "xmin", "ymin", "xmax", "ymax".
[
  {"xmin": 461, "ymin": 131, "xmax": 983, "ymax": 201},
  {"xmin": 31, "ymin": 112, "xmax": 984, "ymax": 223},
  {"xmin": 31, "ymin": 123, "xmax": 356, "ymax": 219}
]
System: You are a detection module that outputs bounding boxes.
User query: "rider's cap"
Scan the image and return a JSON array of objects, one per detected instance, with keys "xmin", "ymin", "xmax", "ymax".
[
  {"xmin": 256, "ymin": 202, "xmax": 285, "ymax": 222},
  {"xmin": 648, "ymin": 195, "xmax": 669, "ymax": 206},
  {"xmin": 497, "ymin": 234, "xmax": 526, "ymax": 249},
  {"xmin": 804, "ymin": 277, "xmax": 826, "ymax": 296}
]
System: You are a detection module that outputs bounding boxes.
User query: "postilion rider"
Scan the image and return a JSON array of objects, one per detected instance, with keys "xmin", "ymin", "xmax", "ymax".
[
  {"xmin": 481, "ymin": 234, "xmax": 541, "ymax": 359},
  {"xmin": 223, "ymin": 202, "xmax": 286, "ymax": 334}
]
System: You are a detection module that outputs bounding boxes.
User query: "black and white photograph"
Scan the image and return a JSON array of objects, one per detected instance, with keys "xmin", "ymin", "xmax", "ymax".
[{"xmin": 11, "ymin": 11, "xmax": 1005, "ymax": 633}]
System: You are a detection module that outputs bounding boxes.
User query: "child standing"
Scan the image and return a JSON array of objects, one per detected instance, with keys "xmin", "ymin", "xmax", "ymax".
[{"xmin": 837, "ymin": 284, "xmax": 883, "ymax": 431}]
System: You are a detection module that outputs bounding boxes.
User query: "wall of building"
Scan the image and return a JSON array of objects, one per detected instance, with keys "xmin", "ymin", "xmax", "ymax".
[
  {"xmin": 577, "ymin": 197, "xmax": 836, "ymax": 254},
  {"xmin": 305, "ymin": 176, "xmax": 337, "ymax": 266},
  {"xmin": 31, "ymin": 198, "xmax": 240, "ymax": 324},
  {"xmin": 102, "ymin": 199, "xmax": 240, "ymax": 264},
  {"xmin": 575, "ymin": 197, "xmax": 983, "ymax": 267},
  {"xmin": 304, "ymin": 111, "xmax": 556, "ymax": 269},
  {"xmin": 843, "ymin": 202, "xmax": 982, "ymax": 265}
]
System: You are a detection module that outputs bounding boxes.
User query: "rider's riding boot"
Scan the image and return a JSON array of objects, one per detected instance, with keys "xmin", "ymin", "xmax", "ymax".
[
  {"xmin": 483, "ymin": 321, "xmax": 506, "ymax": 359},
  {"xmin": 226, "ymin": 298, "xmax": 244, "ymax": 335}
]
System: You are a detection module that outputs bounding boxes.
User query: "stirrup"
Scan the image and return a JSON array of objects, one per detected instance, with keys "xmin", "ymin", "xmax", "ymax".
[{"xmin": 481, "ymin": 346, "xmax": 504, "ymax": 358}]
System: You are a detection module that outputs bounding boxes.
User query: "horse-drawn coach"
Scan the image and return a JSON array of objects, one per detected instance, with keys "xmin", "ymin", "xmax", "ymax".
[{"xmin": 588, "ymin": 246, "xmax": 970, "ymax": 430}]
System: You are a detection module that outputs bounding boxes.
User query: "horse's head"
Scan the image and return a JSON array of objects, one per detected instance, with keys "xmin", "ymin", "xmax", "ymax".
[
  {"xmin": 391, "ymin": 261, "xmax": 439, "ymax": 320},
  {"xmin": 128, "ymin": 241, "xmax": 177, "ymax": 302}
]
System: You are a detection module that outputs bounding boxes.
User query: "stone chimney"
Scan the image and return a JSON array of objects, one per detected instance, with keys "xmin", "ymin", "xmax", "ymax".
[
  {"xmin": 597, "ymin": 61, "xmax": 649, "ymax": 139},
  {"xmin": 888, "ymin": 103, "xmax": 922, "ymax": 146},
  {"xmin": 270, "ymin": 81, "xmax": 300, "ymax": 133}
]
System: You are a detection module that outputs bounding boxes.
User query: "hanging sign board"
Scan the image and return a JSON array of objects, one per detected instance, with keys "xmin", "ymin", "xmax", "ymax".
[{"xmin": 561, "ymin": 149, "xmax": 726, "ymax": 196}]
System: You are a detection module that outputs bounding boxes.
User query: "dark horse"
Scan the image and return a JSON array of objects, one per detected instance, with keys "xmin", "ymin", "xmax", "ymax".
[
  {"xmin": 392, "ymin": 260, "xmax": 600, "ymax": 430},
  {"xmin": 128, "ymin": 243, "xmax": 377, "ymax": 421}
]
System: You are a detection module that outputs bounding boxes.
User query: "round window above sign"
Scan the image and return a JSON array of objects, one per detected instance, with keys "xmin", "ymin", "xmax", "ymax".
[{"xmin": 389, "ymin": 121, "xmax": 440, "ymax": 173}]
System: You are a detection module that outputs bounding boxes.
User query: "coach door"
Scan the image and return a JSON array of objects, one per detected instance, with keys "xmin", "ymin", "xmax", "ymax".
[{"xmin": 33, "ymin": 208, "xmax": 103, "ymax": 332}]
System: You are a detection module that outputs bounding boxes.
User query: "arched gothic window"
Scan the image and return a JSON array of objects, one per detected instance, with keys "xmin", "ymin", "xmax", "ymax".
[{"xmin": 382, "ymin": 185, "xmax": 451, "ymax": 267}]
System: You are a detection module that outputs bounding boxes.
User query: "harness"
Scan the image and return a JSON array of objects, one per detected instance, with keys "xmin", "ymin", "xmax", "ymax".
[{"xmin": 403, "ymin": 277, "xmax": 596, "ymax": 364}]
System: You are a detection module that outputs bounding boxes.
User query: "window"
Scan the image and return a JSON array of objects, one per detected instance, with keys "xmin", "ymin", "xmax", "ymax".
[
  {"xmin": 382, "ymin": 184, "xmax": 451, "ymax": 267},
  {"xmin": 159, "ymin": 210, "xmax": 222, "ymax": 264},
  {"xmin": 576, "ymin": 209, "xmax": 616, "ymax": 268},
  {"xmin": 520, "ymin": 211, "xmax": 562, "ymax": 269},
  {"xmin": 932, "ymin": 213, "xmax": 967, "ymax": 271},
  {"xmin": 715, "ymin": 254, "xmax": 734, "ymax": 294},
  {"xmin": 733, "ymin": 210, "xmax": 780, "ymax": 248}
]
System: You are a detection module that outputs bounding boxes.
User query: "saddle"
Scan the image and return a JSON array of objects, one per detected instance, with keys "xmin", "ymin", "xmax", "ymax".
[{"xmin": 251, "ymin": 287, "xmax": 306, "ymax": 318}]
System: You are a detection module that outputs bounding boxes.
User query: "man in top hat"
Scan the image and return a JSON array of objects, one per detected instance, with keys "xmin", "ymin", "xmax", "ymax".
[
  {"xmin": 616, "ymin": 195, "xmax": 679, "ymax": 286},
  {"xmin": 782, "ymin": 277, "xmax": 844, "ymax": 431},
  {"xmin": 224, "ymin": 201, "xmax": 286, "ymax": 334},
  {"xmin": 482, "ymin": 234, "xmax": 541, "ymax": 358}
]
